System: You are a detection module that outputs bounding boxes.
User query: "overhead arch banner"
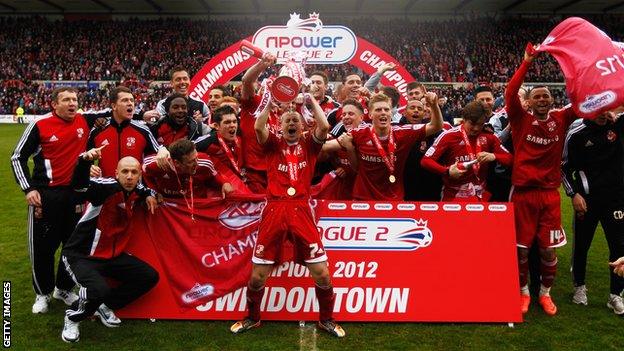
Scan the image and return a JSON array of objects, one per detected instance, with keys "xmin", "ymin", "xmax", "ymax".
[{"xmin": 189, "ymin": 13, "xmax": 415, "ymax": 105}]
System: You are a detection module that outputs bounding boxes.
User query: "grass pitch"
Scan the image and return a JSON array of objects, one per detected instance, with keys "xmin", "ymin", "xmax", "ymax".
[{"xmin": 1, "ymin": 124, "xmax": 622, "ymax": 350}]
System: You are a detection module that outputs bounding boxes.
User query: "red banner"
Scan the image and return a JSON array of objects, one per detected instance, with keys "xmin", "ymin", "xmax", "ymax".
[
  {"xmin": 537, "ymin": 17, "xmax": 624, "ymax": 119},
  {"xmin": 119, "ymin": 200, "xmax": 521, "ymax": 323},
  {"xmin": 189, "ymin": 15, "xmax": 415, "ymax": 105}
]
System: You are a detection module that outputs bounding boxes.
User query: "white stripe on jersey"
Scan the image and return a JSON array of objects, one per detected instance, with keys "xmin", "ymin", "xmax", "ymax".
[{"xmin": 11, "ymin": 113, "xmax": 54, "ymax": 190}]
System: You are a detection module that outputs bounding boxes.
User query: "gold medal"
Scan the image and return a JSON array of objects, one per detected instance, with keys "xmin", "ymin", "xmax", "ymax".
[
  {"xmin": 287, "ymin": 187, "xmax": 296, "ymax": 196},
  {"xmin": 389, "ymin": 175, "xmax": 396, "ymax": 183}
]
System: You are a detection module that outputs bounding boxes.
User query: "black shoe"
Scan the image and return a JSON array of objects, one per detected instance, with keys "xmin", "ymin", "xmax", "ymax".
[
  {"xmin": 317, "ymin": 319, "xmax": 345, "ymax": 338},
  {"xmin": 230, "ymin": 318, "xmax": 261, "ymax": 334}
]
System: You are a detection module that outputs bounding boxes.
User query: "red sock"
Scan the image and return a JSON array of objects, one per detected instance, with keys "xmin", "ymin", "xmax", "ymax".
[
  {"xmin": 315, "ymin": 285, "xmax": 335, "ymax": 321},
  {"xmin": 246, "ymin": 284, "xmax": 265, "ymax": 321},
  {"xmin": 540, "ymin": 257, "xmax": 558, "ymax": 288},
  {"xmin": 519, "ymin": 257, "xmax": 529, "ymax": 289}
]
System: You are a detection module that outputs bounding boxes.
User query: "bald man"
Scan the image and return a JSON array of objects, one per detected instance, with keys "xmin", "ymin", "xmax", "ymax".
[{"xmin": 60, "ymin": 149, "xmax": 159, "ymax": 343}]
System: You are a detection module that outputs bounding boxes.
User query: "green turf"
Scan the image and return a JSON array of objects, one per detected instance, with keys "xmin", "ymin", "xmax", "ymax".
[{"xmin": 1, "ymin": 123, "xmax": 622, "ymax": 350}]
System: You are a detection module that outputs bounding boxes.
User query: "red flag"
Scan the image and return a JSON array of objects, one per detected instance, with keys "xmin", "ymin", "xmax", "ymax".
[
  {"xmin": 536, "ymin": 17, "xmax": 624, "ymax": 119},
  {"xmin": 144, "ymin": 197, "xmax": 265, "ymax": 308}
]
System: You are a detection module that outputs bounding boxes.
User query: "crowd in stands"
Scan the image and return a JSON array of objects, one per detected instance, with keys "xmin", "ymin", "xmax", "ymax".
[{"xmin": 2, "ymin": 14, "xmax": 607, "ymax": 115}]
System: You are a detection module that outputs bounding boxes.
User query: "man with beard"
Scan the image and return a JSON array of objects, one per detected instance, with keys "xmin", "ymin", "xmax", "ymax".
[
  {"xmin": 421, "ymin": 101, "xmax": 512, "ymax": 201},
  {"xmin": 231, "ymin": 92, "xmax": 345, "ymax": 337},
  {"xmin": 150, "ymin": 93, "xmax": 208, "ymax": 146},
  {"xmin": 506, "ymin": 44, "xmax": 578, "ymax": 316}
]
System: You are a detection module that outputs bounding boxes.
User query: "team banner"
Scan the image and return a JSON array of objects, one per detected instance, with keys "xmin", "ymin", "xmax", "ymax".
[
  {"xmin": 119, "ymin": 199, "xmax": 521, "ymax": 323},
  {"xmin": 189, "ymin": 13, "xmax": 415, "ymax": 105},
  {"xmin": 537, "ymin": 17, "xmax": 624, "ymax": 119}
]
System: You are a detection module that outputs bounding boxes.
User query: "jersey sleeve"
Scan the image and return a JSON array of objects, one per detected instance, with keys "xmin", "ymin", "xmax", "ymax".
[
  {"xmin": 421, "ymin": 131, "xmax": 451, "ymax": 175},
  {"xmin": 11, "ymin": 121, "xmax": 40, "ymax": 192},
  {"xmin": 561, "ymin": 129, "xmax": 582, "ymax": 196},
  {"xmin": 490, "ymin": 134, "xmax": 513, "ymax": 167},
  {"xmin": 193, "ymin": 131, "xmax": 218, "ymax": 153},
  {"xmin": 505, "ymin": 60, "xmax": 530, "ymax": 129},
  {"xmin": 82, "ymin": 109, "xmax": 112, "ymax": 128}
]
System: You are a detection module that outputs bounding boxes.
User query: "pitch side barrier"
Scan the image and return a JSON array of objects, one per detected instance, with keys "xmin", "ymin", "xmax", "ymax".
[{"xmin": 117, "ymin": 197, "xmax": 522, "ymax": 323}]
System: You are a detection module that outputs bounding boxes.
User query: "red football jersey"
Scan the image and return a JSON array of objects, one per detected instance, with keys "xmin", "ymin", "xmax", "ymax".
[
  {"xmin": 506, "ymin": 60, "xmax": 577, "ymax": 188},
  {"xmin": 239, "ymin": 95, "xmax": 281, "ymax": 172},
  {"xmin": 142, "ymin": 153, "xmax": 224, "ymax": 198},
  {"xmin": 202, "ymin": 136, "xmax": 253, "ymax": 195},
  {"xmin": 351, "ymin": 124, "xmax": 427, "ymax": 200},
  {"xmin": 422, "ymin": 126, "xmax": 512, "ymax": 198},
  {"xmin": 263, "ymin": 131, "xmax": 323, "ymax": 200}
]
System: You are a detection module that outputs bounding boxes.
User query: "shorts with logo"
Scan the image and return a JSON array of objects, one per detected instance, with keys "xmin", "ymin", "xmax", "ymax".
[
  {"xmin": 253, "ymin": 199, "xmax": 327, "ymax": 265},
  {"xmin": 511, "ymin": 187, "xmax": 566, "ymax": 249}
]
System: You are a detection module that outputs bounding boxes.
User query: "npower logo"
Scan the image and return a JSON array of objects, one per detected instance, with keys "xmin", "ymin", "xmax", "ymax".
[
  {"xmin": 182, "ymin": 283, "xmax": 214, "ymax": 304},
  {"xmin": 317, "ymin": 217, "xmax": 433, "ymax": 251},
  {"xmin": 252, "ymin": 12, "xmax": 357, "ymax": 64},
  {"xmin": 579, "ymin": 90, "xmax": 617, "ymax": 114}
]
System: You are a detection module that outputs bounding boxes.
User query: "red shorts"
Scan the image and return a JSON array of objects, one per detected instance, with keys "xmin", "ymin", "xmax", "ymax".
[
  {"xmin": 511, "ymin": 187, "xmax": 566, "ymax": 249},
  {"xmin": 253, "ymin": 199, "xmax": 327, "ymax": 265}
]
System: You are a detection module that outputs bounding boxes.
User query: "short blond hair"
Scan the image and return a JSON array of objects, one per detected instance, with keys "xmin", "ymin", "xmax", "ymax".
[{"xmin": 368, "ymin": 93, "xmax": 391, "ymax": 110}]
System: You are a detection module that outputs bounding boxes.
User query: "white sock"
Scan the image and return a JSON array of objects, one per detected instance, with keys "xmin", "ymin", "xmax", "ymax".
[
  {"xmin": 520, "ymin": 285, "xmax": 530, "ymax": 295},
  {"xmin": 539, "ymin": 284, "xmax": 551, "ymax": 296}
]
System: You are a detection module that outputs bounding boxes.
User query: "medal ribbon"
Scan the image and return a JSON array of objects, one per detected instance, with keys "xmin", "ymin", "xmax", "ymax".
[
  {"xmin": 217, "ymin": 135, "xmax": 242, "ymax": 176},
  {"xmin": 171, "ymin": 163, "xmax": 195, "ymax": 221},
  {"xmin": 285, "ymin": 144, "xmax": 300, "ymax": 189},
  {"xmin": 369, "ymin": 126, "xmax": 396, "ymax": 177},
  {"xmin": 459, "ymin": 126, "xmax": 482, "ymax": 179}
]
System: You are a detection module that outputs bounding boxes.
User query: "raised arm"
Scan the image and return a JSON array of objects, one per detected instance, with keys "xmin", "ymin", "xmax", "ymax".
[
  {"xmin": 364, "ymin": 62, "xmax": 396, "ymax": 92},
  {"xmin": 254, "ymin": 99, "xmax": 272, "ymax": 145},
  {"xmin": 307, "ymin": 93, "xmax": 330, "ymax": 142},
  {"xmin": 424, "ymin": 91, "xmax": 443, "ymax": 136},
  {"xmin": 505, "ymin": 44, "xmax": 537, "ymax": 121},
  {"xmin": 241, "ymin": 53, "xmax": 276, "ymax": 102}
]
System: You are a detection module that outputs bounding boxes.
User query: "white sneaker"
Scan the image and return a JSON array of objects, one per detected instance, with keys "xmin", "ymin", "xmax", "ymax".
[
  {"xmin": 61, "ymin": 315, "xmax": 80, "ymax": 343},
  {"xmin": 607, "ymin": 294, "xmax": 624, "ymax": 315},
  {"xmin": 32, "ymin": 294, "xmax": 50, "ymax": 314},
  {"xmin": 94, "ymin": 304, "xmax": 121, "ymax": 327},
  {"xmin": 53, "ymin": 288, "xmax": 79, "ymax": 306},
  {"xmin": 572, "ymin": 285, "xmax": 588, "ymax": 305}
]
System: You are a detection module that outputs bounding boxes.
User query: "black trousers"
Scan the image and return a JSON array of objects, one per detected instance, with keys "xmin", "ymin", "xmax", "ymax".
[
  {"xmin": 62, "ymin": 253, "xmax": 159, "ymax": 322},
  {"xmin": 572, "ymin": 195, "xmax": 624, "ymax": 295},
  {"xmin": 28, "ymin": 187, "xmax": 82, "ymax": 295}
]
